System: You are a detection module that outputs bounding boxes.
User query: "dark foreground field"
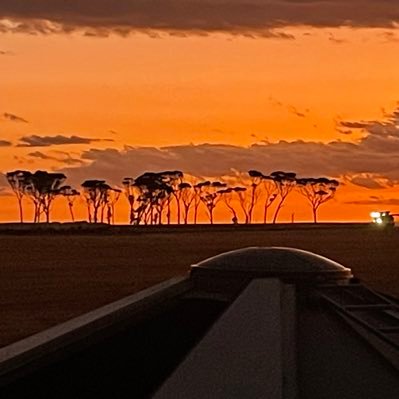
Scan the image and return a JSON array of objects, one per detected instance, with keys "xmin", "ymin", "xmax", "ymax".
[{"xmin": 1, "ymin": 224, "xmax": 398, "ymax": 348}]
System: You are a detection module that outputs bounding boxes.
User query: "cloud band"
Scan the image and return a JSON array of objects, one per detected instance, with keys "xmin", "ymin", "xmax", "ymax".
[{"xmin": 0, "ymin": 1, "xmax": 398, "ymax": 36}]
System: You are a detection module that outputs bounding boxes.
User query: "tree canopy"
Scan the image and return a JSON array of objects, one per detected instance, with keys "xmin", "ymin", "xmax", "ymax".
[{"xmin": 5, "ymin": 168, "xmax": 340, "ymax": 224}]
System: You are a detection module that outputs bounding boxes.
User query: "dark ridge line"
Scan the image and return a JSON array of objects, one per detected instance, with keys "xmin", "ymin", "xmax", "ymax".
[{"xmin": 0, "ymin": 222, "xmax": 377, "ymax": 235}]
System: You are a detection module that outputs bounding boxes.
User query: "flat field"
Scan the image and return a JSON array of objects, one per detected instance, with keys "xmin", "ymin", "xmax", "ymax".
[{"xmin": 1, "ymin": 224, "xmax": 398, "ymax": 348}]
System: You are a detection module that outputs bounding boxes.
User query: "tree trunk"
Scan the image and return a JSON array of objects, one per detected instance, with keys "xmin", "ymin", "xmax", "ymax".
[
  {"xmin": 44, "ymin": 200, "xmax": 50, "ymax": 223},
  {"xmin": 177, "ymin": 203, "xmax": 181, "ymax": 224},
  {"xmin": 184, "ymin": 206, "xmax": 189, "ymax": 224},
  {"xmin": 69, "ymin": 203, "xmax": 75, "ymax": 222},
  {"xmin": 167, "ymin": 199, "xmax": 171, "ymax": 225},
  {"xmin": 313, "ymin": 207, "xmax": 318, "ymax": 223},
  {"xmin": 273, "ymin": 200, "xmax": 284, "ymax": 224},
  {"xmin": 18, "ymin": 198, "xmax": 24, "ymax": 223},
  {"xmin": 248, "ymin": 185, "xmax": 257, "ymax": 224},
  {"xmin": 34, "ymin": 203, "xmax": 39, "ymax": 223},
  {"xmin": 263, "ymin": 205, "xmax": 268, "ymax": 224},
  {"xmin": 231, "ymin": 209, "xmax": 238, "ymax": 224},
  {"xmin": 87, "ymin": 204, "xmax": 92, "ymax": 223},
  {"xmin": 107, "ymin": 206, "xmax": 112, "ymax": 224},
  {"xmin": 158, "ymin": 208, "xmax": 163, "ymax": 225},
  {"xmin": 93, "ymin": 206, "xmax": 99, "ymax": 224}
]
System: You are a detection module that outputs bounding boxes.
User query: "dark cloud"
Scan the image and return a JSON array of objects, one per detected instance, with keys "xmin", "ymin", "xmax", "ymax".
[
  {"xmin": 27, "ymin": 151, "xmax": 54, "ymax": 160},
  {"xmin": 27, "ymin": 150, "xmax": 84, "ymax": 165},
  {"xmin": 338, "ymin": 107, "xmax": 399, "ymax": 139},
  {"xmin": 269, "ymin": 97, "xmax": 310, "ymax": 118},
  {"xmin": 0, "ymin": 173, "xmax": 8, "ymax": 188},
  {"xmin": 18, "ymin": 135, "xmax": 114, "ymax": 147},
  {"xmin": 380, "ymin": 31, "xmax": 399, "ymax": 43},
  {"xmin": 58, "ymin": 105, "xmax": 399, "ymax": 189},
  {"xmin": 2, "ymin": 112, "xmax": 28, "ymax": 123},
  {"xmin": 345, "ymin": 197, "xmax": 399, "ymax": 206},
  {"xmin": 0, "ymin": 140, "xmax": 12, "ymax": 147},
  {"xmin": 337, "ymin": 129, "xmax": 353, "ymax": 135},
  {"xmin": 339, "ymin": 121, "xmax": 370, "ymax": 129},
  {"xmin": 0, "ymin": 1, "xmax": 398, "ymax": 37},
  {"xmin": 344, "ymin": 174, "xmax": 394, "ymax": 190},
  {"xmin": 286, "ymin": 105, "xmax": 309, "ymax": 118},
  {"xmin": 0, "ymin": 174, "xmax": 12, "ymax": 196}
]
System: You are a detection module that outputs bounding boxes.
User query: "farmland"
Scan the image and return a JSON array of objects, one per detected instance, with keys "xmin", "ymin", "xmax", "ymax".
[{"xmin": 1, "ymin": 224, "xmax": 398, "ymax": 348}]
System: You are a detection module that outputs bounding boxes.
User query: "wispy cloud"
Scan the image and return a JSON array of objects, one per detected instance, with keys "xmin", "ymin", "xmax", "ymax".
[
  {"xmin": 0, "ymin": 187, "xmax": 12, "ymax": 197},
  {"xmin": 0, "ymin": 139, "xmax": 12, "ymax": 147},
  {"xmin": 18, "ymin": 134, "xmax": 114, "ymax": 147},
  {"xmin": 269, "ymin": 97, "xmax": 310, "ymax": 118},
  {"xmin": 328, "ymin": 32, "xmax": 347, "ymax": 44},
  {"xmin": 380, "ymin": 31, "xmax": 399, "ymax": 43},
  {"xmin": 286, "ymin": 105, "xmax": 309, "ymax": 118},
  {"xmin": 27, "ymin": 150, "xmax": 84, "ymax": 165},
  {"xmin": 2, "ymin": 112, "xmax": 28, "ymax": 123}
]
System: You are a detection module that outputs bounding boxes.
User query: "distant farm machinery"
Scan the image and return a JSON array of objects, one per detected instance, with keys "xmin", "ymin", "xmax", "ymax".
[{"xmin": 370, "ymin": 211, "xmax": 398, "ymax": 227}]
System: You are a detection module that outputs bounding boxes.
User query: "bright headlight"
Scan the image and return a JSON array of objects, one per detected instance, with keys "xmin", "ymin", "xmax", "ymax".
[
  {"xmin": 371, "ymin": 212, "xmax": 381, "ymax": 218},
  {"xmin": 376, "ymin": 217, "xmax": 383, "ymax": 224}
]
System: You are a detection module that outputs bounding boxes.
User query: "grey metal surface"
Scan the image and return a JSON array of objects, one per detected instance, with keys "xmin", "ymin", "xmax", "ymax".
[
  {"xmin": 191, "ymin": 247, "xmax": 353, "ymax": 283},
  {"xmin": 298, "ymin": 297, "xmax": 399, "ymax": 399},
  {"xmin": 318, "ymin": 284, "xmax": 399, "ymax": 364},
  {"xmin": 154, "ymin": 279, "xmax": 296, "ymax": 399},
  {"xmin": 0, "ymin": 277, "xmax": 191, "ymax": 386}
]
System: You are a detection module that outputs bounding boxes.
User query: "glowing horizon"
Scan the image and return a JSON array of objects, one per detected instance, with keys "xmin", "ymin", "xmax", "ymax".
[{"xmin": 2, "ymin": 5, "xmax": 399, "ymax": 222}]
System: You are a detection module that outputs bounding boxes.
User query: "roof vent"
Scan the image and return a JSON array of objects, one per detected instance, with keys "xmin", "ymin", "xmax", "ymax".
[{"xmin": 190, "ymin": 247, "xmax": 353, "ymax": 294}]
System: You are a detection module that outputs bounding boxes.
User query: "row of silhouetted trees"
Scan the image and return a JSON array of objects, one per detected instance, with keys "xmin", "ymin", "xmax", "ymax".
[{"xmin": 5, "ymin": 170, "xmax": 339, "ymax": 224}]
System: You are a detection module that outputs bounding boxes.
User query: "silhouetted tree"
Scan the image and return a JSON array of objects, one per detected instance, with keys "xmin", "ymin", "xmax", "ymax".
[
  {"xmin": 133, "ymin": 172, "xmax": 173, "ymax": 225},
  {"xmin": 161, "ymin": 171, "xmax": 183, "ymax": 224},
  {"xmin": 297, "ymin": 177, "xmax": 339, "ymax": 223},
  {"xmin": 199, "ymin": 181, "xmax": 227, "ymax": 224},
  {"xmin": 271, "ymin": 171, "xmax": 297, "ymax": 224},
  {"xmin": 192, "ymin": 182, "xmax": 205, "ymax": 224},
  {"xmin": 122, "ymin": 177, "xmax": 137, "ymax": 224},
  {"xmin": 261, "ymin": 175, "xmax": 278, "ymax": 223},
  {"xmin": 102, "ymin": 187, "xmax": 121, "ymax": 224},
  {"xmin": 234, "ymin": 185, "xmax": 252, "ymax": 224},
  {"xmin": 220, "ymin": 187, "xmax": 245, "ymax": 224},
  {"xmin": 3, "ymin": 167, "xmax": 342, "ymax": 225},
  {"xmin": 179, "ymin": 182, "xmax": 195, "ymax": 224},
  {"xmin": 81, "ymin": 180, "xmax": 113, "ymax": 223},
  {"xmin": 24, "ymin": 171, "xmax": 67, "ymax": 223},
  {"xmin": 247, "ymin": 170, "xmax": 263, "ymax": 223},
  {"xmin": 6, "ymin": 170, "xmax": 31, "ymax": 223},
  {"xmin": 60, "ymin": 186, "xmax": 80, "ymax": 222},
  {"xmin": 130, "ymin": 173, "xmax": 157, "ymax": 225}
]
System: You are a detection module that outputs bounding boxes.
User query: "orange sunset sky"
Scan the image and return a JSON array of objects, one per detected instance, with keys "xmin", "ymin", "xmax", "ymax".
[{"xmin": 1, "ymin": 1, "xmax": 399, "ymax": 223}]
